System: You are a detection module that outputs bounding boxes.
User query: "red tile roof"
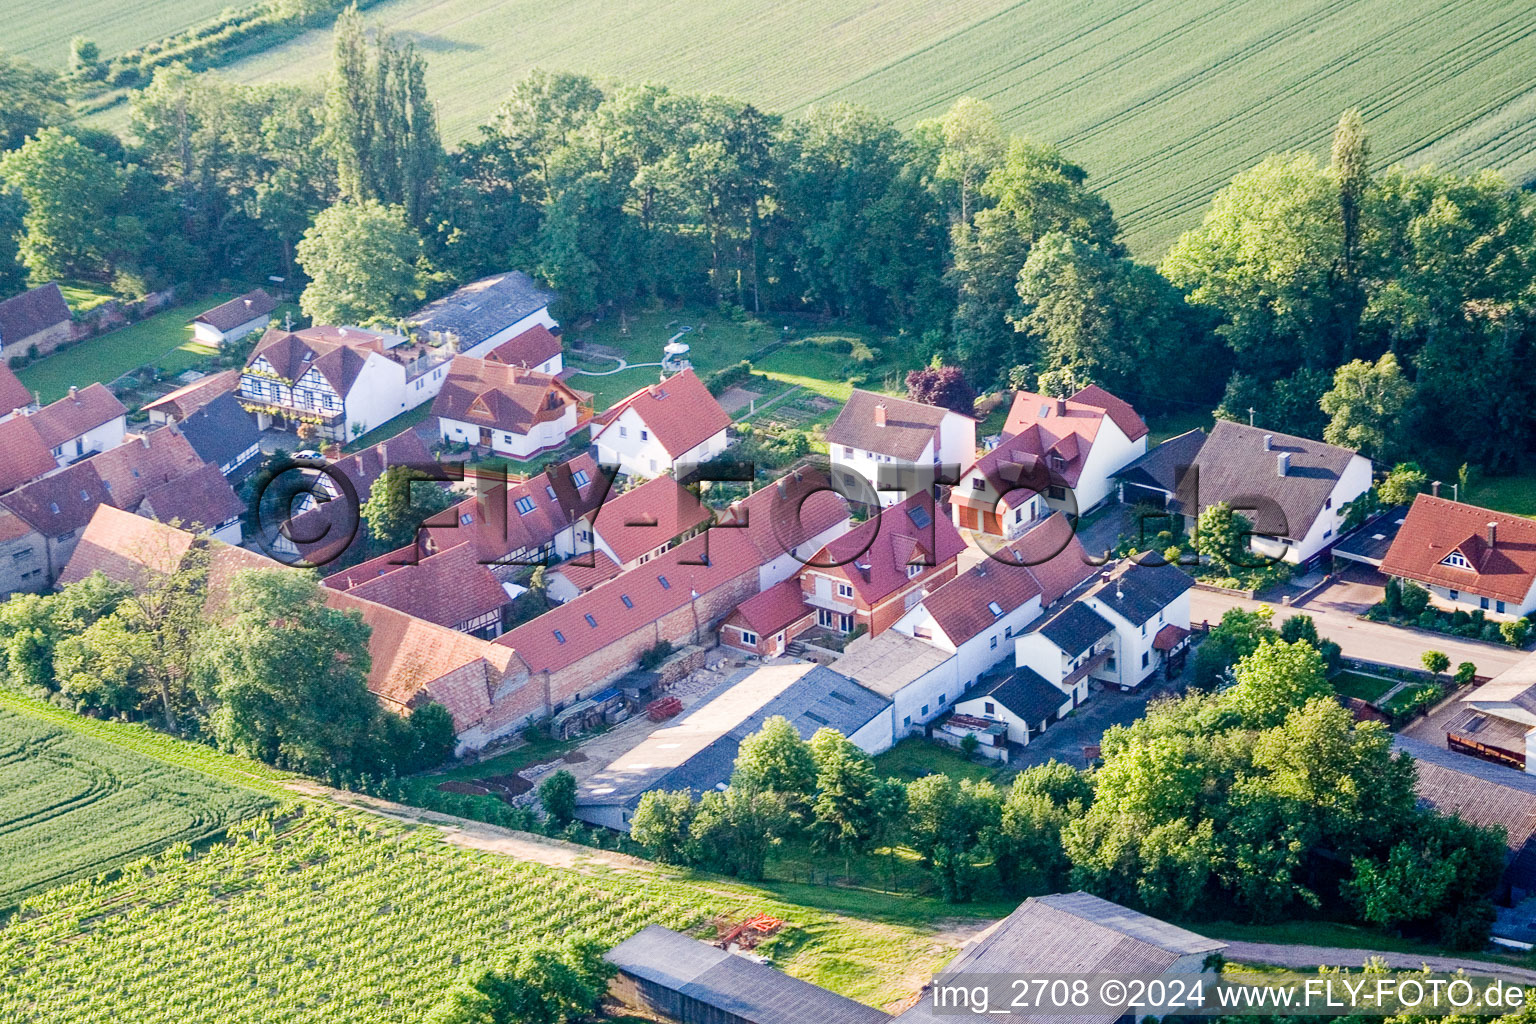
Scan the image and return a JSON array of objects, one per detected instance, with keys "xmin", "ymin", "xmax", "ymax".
[
  {"xmin": 549, "ymin": 549, "xmax": 623, "ymax": 593},
  {"xmin": 727, "ymin": 577, "xmax": 811, "ymax": 635},
  {"xmin": 140, "ymin": 461, "xmax": 245, "ymax": 531},
  {"xmin": 28, "ymin": 383, "xmax": 126, "ymax": 449},
  {"xmin": 0, "ymin": 414, "xmax": 56, "ymax": 493},
  {"xmin": 325, "ymin": 540, "xmax": 508, "ymax": 631},
  {"xmin": 193, "ymin": 290, "xmax": 278, "ymax": 332},
  {"xmin": 592, "ymin": 368, "xmax": 729, "ymax": 459},
  {"xmin": 486, "ymin": 324, "xmax": 562, "ymax": 368},
  {"xmin": 589, "ymin": 475, "xmax": 712, "ymax": 565},
  {"xmin": 248, "ymin": 327, "xmax": 381, "ymax": 395},
  {"xmin": 1153, "ymin": 623, "xmax": 1192, "ymax": 651},
  {"xmin": 0, "ymin": 460, "xmax": 112, "ymax": 536},
  {"xmin": 812, "ymin": 491, "xmax": 965, "ymax": 606},
  {"xmin": 988, "ymin": 385, "xmax": 1147, "ymax": 490},
  {"xmin": 914, "ymin": 552, "xmax": 1043, "ymax": 646},
  {"xmin": 90, "ymin": 428, "xmax": 206, "ymax": 511},
  {"xmin": 60, "ymin": 506, "xmax": 526, "ymax": 731},
  {"xmin": 1000, "ymin": 511, "xmax": 1100, "ymax": 605},
  {"xmin": 1380, "ymin": 494, "xmax": 1536, "ymax": 605},
  {"xmin": 0, "ymin": 363, "xmax": 32, "ymax": 417},
  {"xmin": 1067, "ymin": 384, "xmax": 1149, "ymax": 442},
  {"xmin": 717, "ymin": 468, "xmax": 851, "ymax": 563},
  {"xmin": 420, "ymin": 454, "xmax": 607, "ymax": 563},
  {"xmin": 142, "ymin": 370, "xmax": 240, "ymax": 421},
  {"xmin": 431, "ymin": 355, "xmax": 583, "ymax": 433}
]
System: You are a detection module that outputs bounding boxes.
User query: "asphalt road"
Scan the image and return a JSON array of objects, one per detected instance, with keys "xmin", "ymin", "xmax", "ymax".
[
  {"xmin": 1221, "ymin": 940, "xmax": 1536, "ymax": 985},
  {"xmin": 1189, "ymin": 588, "xmax": 1527, "ymax": 677}
]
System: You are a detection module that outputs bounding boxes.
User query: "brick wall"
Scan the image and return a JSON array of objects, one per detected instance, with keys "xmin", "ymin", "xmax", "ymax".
[
  {"xmin": 863, "ymin": 560, "xmax": 961, "ymax": 636},
  {"xmin": 536, "ymin": 568, "xmax": 760, "ymax": 706}
]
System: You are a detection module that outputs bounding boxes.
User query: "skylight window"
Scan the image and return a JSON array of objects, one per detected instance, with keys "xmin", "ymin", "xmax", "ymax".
[
  {"xmin": 514, "ymin": 496, "xmax": 535, "ymax": 515},
  {"xmin": 584, "ymin": 613, "xmax": 597, "ymax": 628},
  {"xmin": 906, "ymin": 504, "xmax": 932, "ymax": 529},
  {"xmin": 621, "ymin": 595, "xmax": 633, "ymax": 609},
  {"xmin": 805, "ymin": 711, "xmax": 829, "ymax": 725},
  {"xmin": 553, "ymin": 629, "xmax": 566, "ymax": 644},
  {"xmin": 460, "ymin": 512, "xmax": 474, "ymax": 525},
  {"xmin": 546, "ymin": 485, "xmax": 557, "ymax": 500},
  {"xmin": 988, "ymin": 601, "xmax": 1004, "ymax": 617},
  {"xmin": 658, "ymin": 575, "xmax": 671, "ymax": 590},
  {"xmin": 572, "ymin": 469, "xmax": 590, "ymax": 487}
]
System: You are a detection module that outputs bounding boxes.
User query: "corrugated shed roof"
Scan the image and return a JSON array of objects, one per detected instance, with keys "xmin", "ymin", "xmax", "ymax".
[
  {"xmin": 408, "ymin": 272, "xmax": 555, "ymax": 346},
  {"xmin": 606, "ymin": 925, "xmax": 891, "ymax": 1024}
]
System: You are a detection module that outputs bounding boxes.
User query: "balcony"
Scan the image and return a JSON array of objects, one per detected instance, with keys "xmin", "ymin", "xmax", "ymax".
[{"xmin": 1061, "ymin": 648, "xmax": 1112, "ymax": 689}]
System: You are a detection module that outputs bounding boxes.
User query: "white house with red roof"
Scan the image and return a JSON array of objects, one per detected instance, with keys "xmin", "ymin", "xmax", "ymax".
[
  {"xmin": 485, "ymin": 324, "xmax": 563, "ymax": 375},
  {"xmin": 191, "ymin": 290, "xmax": 278, "ymax": 347},
  {"xmin": 29, "ymin": 383, "xmax": 128, "ymax": 467},
  {"xmin": 590, "ymin": 369, "xmax": 730, "ymax": 479},
  {"xmin": 826, "ymin": 390, "xmax": 976, "ymax": 508},
  {"xmin": 951, "ymin": 384, "xmax": 1148, "ymax": 537},
  {"xmin": 432, "ymin": 355, "xmax": 591, "ymax": 458},
  {"xmin": 547, "ymin": 476, "xmax": 713, "ymax": 602},
  {"xmin": 800, "ymin": 491, "xmax": 966, "ymax": 637},
  {"xmin": 1381, "ymin": 495, "xmax": 1536, "ymax": 620}
]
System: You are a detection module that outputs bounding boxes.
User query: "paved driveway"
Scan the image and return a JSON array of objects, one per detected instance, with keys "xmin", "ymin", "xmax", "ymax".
[
  {"xmin": 1300, "ymin": 564, "xmax": 1386, "ymax": 616},
  {"xmin": 1189, "ymin": 589, "xmax": 1526, "ymax": 676},
  {"xmin": 1011, "ymin": 678, "xmax": 1181, "ymax": 769}
]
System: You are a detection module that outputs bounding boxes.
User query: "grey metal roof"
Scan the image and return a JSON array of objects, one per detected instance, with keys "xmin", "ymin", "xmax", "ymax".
[
  {"xmin": 1396, "ymin": 735, "xmax": 1536, "ymax": 892},
  {"xmin": 1035, "ymin": 602, "xmax": 1114, "ymax": 657},
  {"xmin": 579, "ymin": 664, "xmax": 891, "ymax": 810},
  {"xmin": 176, "ymin": 393, "xmax": 260, "ymax": 481},
  {"xmin": 1171, "ymin": 419, "xmax": 1363, "ymax": 541},
  {"xmin": 1113, "ymin": 428, "xmax": 1206, "ymax": 494},
  {"xmin": 977, "ymin": 667, "xmax": 1066, "ymax": 724},
  {"xmin": 606, "ymin": 925, "xmax": 892, "ymax": 1024},
  {"xmin": 895, "ymin": 893, "xmax": 1223, "ymax": 1024},
  {"xmin": 408, "ymin": 272, "xmax": 556, "ymax": 346},
  {"xmin": 1332, "ymin": 507, "xmax": 1408, "ymax": 565},
  {"xmin": 1091, "ymin": 562, "xmax": 1195, "ymax": 627}
]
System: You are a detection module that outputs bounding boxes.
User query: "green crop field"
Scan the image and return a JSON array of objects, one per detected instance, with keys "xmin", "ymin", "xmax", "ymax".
[
  {"xmin": 0, "ymin": 804, "xmax": 961, "ymax": 1022},
  {"xmin": 0, "ymin": 698, "xmax": 276, "ymax": 908},
  {"xmin": 7, "ymin": 0, "xmax": 236, "ymax": 69},
  {"xmin": 168, "ymin": 0, "xmax": 1536, "ymax": 254}
]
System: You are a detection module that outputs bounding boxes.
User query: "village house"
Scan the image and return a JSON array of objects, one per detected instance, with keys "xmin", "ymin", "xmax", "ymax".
[
  {"xmin": 407, "ymin": 271, "xmax": 558, "ymax": 359},
  {"xmin": 143, "ymin": 369, "xmax": 240, "ymax": 425},
  {"xmin": 190, "ymin": 289, "xmax": 279, "ymax": 347},
  {"xmin": 718, "ymin": 577, "xmax": 815, "ymax": 657},
  {"xmin": 1078, "ymin": 559, "xmax": 1197, "ymax": 689},
  {"xmin": 433, "ymin": 355, "xmax": 591, "ymax": 459},
  {"xmin": 547, "ymin": 475, "xmax": 712, "ymax": 602},
  {"xmin": 59, "ymin": 507, "xmax": 543, "ymax": 753},
  {"xmin": 1168, "ymin": 420, "xmax": 1372, "ymax": 567},
  {"xmin": 885, "ymin": 512, "xmax": 1100, "ymax": 716},
  {"xmin": 950, "ymin": 384, "xmax": 1147, "ymax": 535},
  {"xmin": 826, "ymin": 389, "xmax": 976, "ymax": 507},
  {"xmin": 323, "ymin": 540, "xmax": 510, "ymax": 639},
  {"xmin": 174, "ymin": 392, "xmax": 262, "ymax": 483},
  {"xmin": 239, "ymin": 325, "xmax": 451, "ymax": 441},
  {"xmin": 0, "ymin": 364, "xmax": 36, "ymax": 421},
  {"xmin": 1380, "ymin": 494, "xmax": 1536, "ymax": 620},
  {"xmin": 800, "ymin": 491, "xmax": 965, "ymax": 637},
  {"xmin": 0, "ymin": 426, "xmax": 241, "ymax": 592},
  {"xmin": 590, "ymin": 369, "xmax": 731, "ymax": 479},
  {"xmin": 484, "ymin": 323, "xmax": 563, "ymax": 375},
  {"xmin": 29, "ymin": 383, "xmax": 128, "ymax": 467},
  {"xmin": 0, "ymin": 283, "xmax": 72, "ymax": 360},
  {"xmin": 575, "ymin": 662, "xmax": 892, "ymax": 831},
  {"xmin": 497, "ymin": 473, "xmax": 849, "ymax": 710}
]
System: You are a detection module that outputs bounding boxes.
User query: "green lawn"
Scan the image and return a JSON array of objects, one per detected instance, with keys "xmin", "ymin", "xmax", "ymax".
[
  {"xmin": 56, "ymin": 282, "xmax": 116, "ymax": 314},
  {"xmin": 17, "ymin": 292, "xmax": 235, "ymax": 403},
  {"xmin": 1146, "ymin": 409, "xmax": 1214, "ymax": 446},
  {"xmin": 1192, "ymin": 917, "xmax": 1536, "ymax": 970},
  {"xmin": 1381, "ymin": 680, "xmax": 1443, "ymax": 716},
  {"xmin": 1330, "ymin": 670, "xmax": 1396, "ymax": 705},
  {"xmin": 341, "ymin": 400, "xmax": 435, "ymax": 453},
  {"xmin": 873, "ymin": 737, "xmax": 1009, "ymax": 785},
  {"xmin": 1465, "ymin": 472, "xmax": 1536, "ymax": 518}
]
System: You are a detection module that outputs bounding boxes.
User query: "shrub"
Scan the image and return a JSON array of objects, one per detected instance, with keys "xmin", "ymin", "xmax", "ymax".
[
  {"xmin": 1399, "ymin": 581, "xmax": 1430, "ymax": 616},
  {"xmin": 1455, "ymin": 662, "xmax": 1477, "ymax": 685},
  {"xmin": 637, "ymin": 640, "xmax": 675, "ymax": 670},
  {"xmin": 704, "ymin": 360, "xmax": 752, "ymax": 396},
  {"xmin": 1502, "ymin": 619, "xmax": 1531, "ymax": 647},
  {"xmin": 959, "ymin": 733, "xmax": 979, "ymax": 757},
  {"xmin": 538, "ymin": 769, "xmax": 577, "ymax": 827}
]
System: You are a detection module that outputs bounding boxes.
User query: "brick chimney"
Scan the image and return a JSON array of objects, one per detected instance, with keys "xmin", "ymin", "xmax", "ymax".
[
  {"xmin": 874, "ymin": 402, "xmax": 887, "ymax": 428},
  {"xmin": 68, "ymin": 385, "xmax": 78, "ymax": 401},
  {"xmin": 1489, "ymin": 521, "xmax": 1498, "ymax": 548},
  {"xmin": 1262, "ymin": 433, "xmax": 1273, "ymax": 451},
  {"xmin": 1277, "ymin": 452, "xmax": 1290, "ymax": 477},
  {"xmin": 1431, "ymin": 480, "xmax": 1441, "ymax": 497},
  {"xmin": 1054, "ymin": 399, "xmax": 1066, "ymax": 416}
]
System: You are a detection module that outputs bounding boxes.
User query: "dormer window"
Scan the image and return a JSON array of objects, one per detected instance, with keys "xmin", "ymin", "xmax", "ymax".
[
  {"xmin": 1441, "ymin": 551, "xmax": 1473, "ymax": 570},
  {"xmin": 572, "ymin": 469, "xmax": 590, "ymax": 487},
  {"xmin": 906, "ymin": 563, "xmax": 922, "ymax": 579},
  {"xmin": 515, "ymin": 497, "xmax": 535, "ymax": 515}
]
